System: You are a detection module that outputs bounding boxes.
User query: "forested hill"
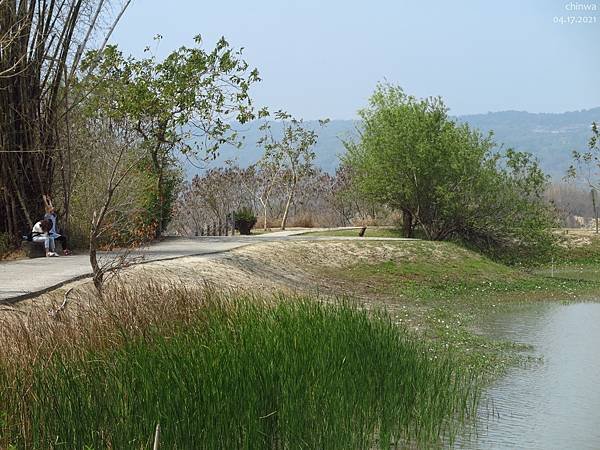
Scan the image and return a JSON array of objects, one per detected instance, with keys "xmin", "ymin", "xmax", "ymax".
[
  {"xmin": 182, "ymin": 108, "xmax": 600, "ymax": 180},
  {"xmin": 458, "ymin": 108, "xmax": 600, "ymax": 179}
]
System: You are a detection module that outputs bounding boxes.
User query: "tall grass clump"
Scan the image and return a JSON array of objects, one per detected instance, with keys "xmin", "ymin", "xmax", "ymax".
[{"xmin": 0, "ymin": 284, "xmax": 480, "ymax": 449}]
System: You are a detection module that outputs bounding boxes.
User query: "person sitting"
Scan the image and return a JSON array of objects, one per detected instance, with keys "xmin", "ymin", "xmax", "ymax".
[
  {"xmin": 32, "ymin": 219, "xmax": 59, "ymax": 257},
  {"xmin": 43, "ymin": 194, "xmax": 71, "ymax": 256}
]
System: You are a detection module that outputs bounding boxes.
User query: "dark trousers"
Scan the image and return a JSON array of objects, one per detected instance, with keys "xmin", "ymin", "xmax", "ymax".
[{"xmin": 55, "ymin": 234, "xmax": 69, "ymax": 251}]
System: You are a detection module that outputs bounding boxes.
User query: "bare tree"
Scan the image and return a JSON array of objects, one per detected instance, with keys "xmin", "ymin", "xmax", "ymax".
[
  {"xmin": 568, "ymin": 122, "xmax": 600, "ymax": 233},
  {"xmin": 171, "ymin": 165, "xmax": 257, "ymax": 236},
  {"xmin": 170, "ymin": 163, "xmax": 382, "ymax": 236},
  {"xmin": 249, "ymin": 158, "xmax": 282, "ymax": 231},
  {"xmin": 84, "ymin": 117, "xmax": 147, "ymax": 293},
  {"xmin": 258, "ymin": 112, "xmax": 328, "ymax": 230}
]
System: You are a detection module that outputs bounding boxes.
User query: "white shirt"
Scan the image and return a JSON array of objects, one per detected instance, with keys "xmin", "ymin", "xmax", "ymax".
[{"xmin": 32, "ymin": 221, "xmax": 48, "ymax": 236}]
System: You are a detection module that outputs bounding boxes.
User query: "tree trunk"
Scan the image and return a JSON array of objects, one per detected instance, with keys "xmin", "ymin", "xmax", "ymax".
[
  {"xmin": 257, "ymin": 197, "xmax": 269, "ymax": 231},
  {"xmin": 263, "ymin": 205, "xmax": 268, "ymax": 231},
  {"xmin": 402, "ymin": 208, "xmax": 413, "ymax": 238},
  {"xmin": 157, "ymin": 165, "xmax": 164, "ymax": 238},
  {"xmin": 150, "ymin": 147, "xmax": 165, "ymax": 239},
  {"xmin": 89, "ymin": 236, "xmax": 103, "ymax": 294},
  {"xmin": 592, "ymin": 189, "xmax": 598, "ymax": 234},
  {"xmin": 281, "ymin": 190, "xmax": 294, "ymax": 231},
  {"xmin": 2, "ymin": 189, "xmax": 14, "ymax": 238}
]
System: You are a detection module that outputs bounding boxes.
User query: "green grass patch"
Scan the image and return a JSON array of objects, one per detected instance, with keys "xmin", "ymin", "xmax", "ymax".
[
  {"xmin": 532, "ymin": 233, "xmax": 600, "ymax": 282},
  {"xmin": 322, "ymin": 240, "xmax": 600, "ymax": 303},
  {"xmin": 350, "ymin": 259, "xmax": 597, "ymax": 301},
  {"xmin": 0, "ymin": 293, "xmax": 480, "ymax": 449},
  {"xmin": 312, "ymin": 240, "xmax": 600, "ymax": 376}
]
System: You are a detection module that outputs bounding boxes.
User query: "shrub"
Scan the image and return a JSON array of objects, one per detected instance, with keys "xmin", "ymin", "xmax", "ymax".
[
  {"xmin": 288, "ymin": 213, "xmax": 315, "ymax": 228},
  {"xmin": 0, "ymin": 232, "xmax": 13, "ymax": 258},
  {"xmin": 234, "ymin": 207, "xmax": 257, "ymax": 235}
]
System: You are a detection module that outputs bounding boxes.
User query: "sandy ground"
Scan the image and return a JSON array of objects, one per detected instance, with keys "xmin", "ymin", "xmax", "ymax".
[
  {"xmin": 559, "ymin": 228, "xmax": 600, "ymax": 247},
  {"xmin": 6, "ymin": 230, "xmax": 597, "ymax": 324},
  {"xmin": 0, "ymin": 240, "xmax": 427, "ymax": 322}
]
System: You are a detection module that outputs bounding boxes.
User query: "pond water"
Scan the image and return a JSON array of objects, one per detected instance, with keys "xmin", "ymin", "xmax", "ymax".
[{"xmin": 463, "ymin": 302, "xmax": 600, "ymax": 449}]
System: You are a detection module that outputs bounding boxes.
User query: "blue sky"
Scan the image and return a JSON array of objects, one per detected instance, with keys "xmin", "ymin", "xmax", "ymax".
[{"xmin": 110, "ymin": 0, "xmax": 600, "ymax": 119}]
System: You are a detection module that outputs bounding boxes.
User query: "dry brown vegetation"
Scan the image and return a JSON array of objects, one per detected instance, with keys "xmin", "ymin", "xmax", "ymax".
[
  {"xmin": 0, "ymin": 241, "xmax": 422, "ymax": 348},
  {"xmin": 9, "ymin": 240, "xmax": 454, "ymax": 308},
  {"xmin": 0, "ymin": 239, "xmax": 495, "ymax": 349}
]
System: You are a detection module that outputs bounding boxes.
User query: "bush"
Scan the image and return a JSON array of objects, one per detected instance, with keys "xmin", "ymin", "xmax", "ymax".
[
  {"xmin": 288, "ymin": 213, "xmax": 315, "ymax": 228},
  {"xmin": 0, "ymin": 232, "xmax": 13, "ymax": 258},
  {"xmin": 234, "ymin": 207, "xmax": 257, "ymax": 235}
]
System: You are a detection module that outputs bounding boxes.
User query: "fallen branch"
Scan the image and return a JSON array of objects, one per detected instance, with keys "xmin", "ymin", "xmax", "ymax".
[{"xmin": 48, "ymin": 287, "xmax": 74, "ymax": 317}]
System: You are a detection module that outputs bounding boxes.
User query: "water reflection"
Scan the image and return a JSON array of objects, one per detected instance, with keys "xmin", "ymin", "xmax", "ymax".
[{"xmin": 464, "ymin": 302, "xmax": 600, "ymax": 450}]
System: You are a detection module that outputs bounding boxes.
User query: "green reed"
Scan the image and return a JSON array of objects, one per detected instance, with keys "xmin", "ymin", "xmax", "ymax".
[{"xmin": 0, "ymin": 291, "xmax": 480, "ymax": 449}]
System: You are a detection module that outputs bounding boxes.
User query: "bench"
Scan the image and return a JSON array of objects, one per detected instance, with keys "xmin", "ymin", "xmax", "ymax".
[{"xmin": 22, "ymin": 239, "xmax": 63, "ymax": 258}]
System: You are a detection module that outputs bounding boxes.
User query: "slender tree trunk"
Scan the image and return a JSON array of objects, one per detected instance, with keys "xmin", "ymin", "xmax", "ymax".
[
  {"xmin": 157, "ymin": 165, "xmax": 164, "ymax": 238},
  {"xmin": 89, "ymin": 209, "xmax": 105, "ymax": 295},
  {"xmin": 256, "ymin": 193, "xmax": 270, "ymax": 231},
  {"xmin": 402, "ymin": 208, "xmax": 413, "ymax": 238},
  {"xmin": 89, "ymin": 186, "xmax": 115, "ymax": 294},
  {"xmin": 89, "ymin": 240, "xmax": 103, "ymax": 293},
  {"xmin": 281, "ymin": 190, "xmax": 294, "ymax": 231},
  {"xmin": 592, "ymin": 189, "xmax": 598, "ymax": 234},
  {"xmin": 3, "ymin": 190, "xmax": 13, "ymax": 237},
  {"xmin": 148, "ymin": 144, "xmax": 169, "ymax": 239}
]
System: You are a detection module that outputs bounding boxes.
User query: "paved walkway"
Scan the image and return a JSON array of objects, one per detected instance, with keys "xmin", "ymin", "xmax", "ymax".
[{"xmin": 0, "ymin": 228, "xmax": 413, "ymax": 303}]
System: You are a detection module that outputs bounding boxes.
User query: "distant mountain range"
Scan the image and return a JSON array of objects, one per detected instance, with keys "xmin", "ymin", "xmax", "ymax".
[
  {"xmin": 458, "ymin": 108, "xmax": 599, "ymax": 179},
  {"xmin": 181, "ymin": 108, "xmax": 600, "ymax": 181}
]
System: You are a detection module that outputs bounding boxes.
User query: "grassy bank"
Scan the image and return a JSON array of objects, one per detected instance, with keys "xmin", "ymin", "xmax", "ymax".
[
  {"xmin": 328, "ymin": 244, "xmax": 599, "ymax": 302},
  {"xmin": 532, "ymin": 231, "xmax": 600, "ymax": 281},
  {"xmin": 0, "ymin": 286, "xmax": 479, "ymax": 449},
  {"xmin": 295, "ymin": 239, "xmax": 600, "ymax": 375}
]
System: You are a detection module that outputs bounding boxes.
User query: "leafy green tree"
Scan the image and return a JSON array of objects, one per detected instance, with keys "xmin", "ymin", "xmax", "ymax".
[
  {"xmin": 345, "ymin": 83, "xmax": 556, "ymax": 261},
  {"xmin": 82, "ymin": 35, "xmax": 264, "ymax": 237}
]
